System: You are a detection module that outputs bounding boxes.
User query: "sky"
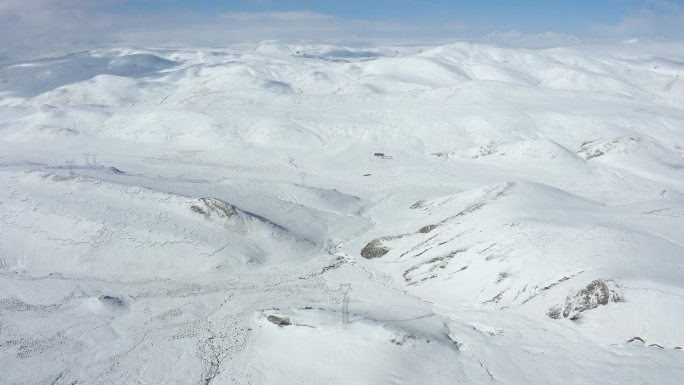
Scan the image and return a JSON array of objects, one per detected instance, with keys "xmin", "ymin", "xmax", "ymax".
[{"xmin": 0, "ymin": 0, "xmax": 683, "ymax": 60}]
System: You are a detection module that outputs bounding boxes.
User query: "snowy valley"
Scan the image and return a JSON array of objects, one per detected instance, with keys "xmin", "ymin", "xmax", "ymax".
[{"xmin": 1, "ymin": 40, "xmax": 683, "ymax": 384}]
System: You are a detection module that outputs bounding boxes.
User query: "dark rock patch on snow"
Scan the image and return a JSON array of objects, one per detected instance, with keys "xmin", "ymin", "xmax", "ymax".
[
  {"xmin": 98, "ymin": 295, "xmax": 126, "ymax": 309},
  {"xmin": 361, "ymin": 239, "xmax": 390, "ymax": 259},
  {"xmin": 547, "ymin": 279, "xmax": 624, "ymax": 321},
  {"xmin": 266, "ymin": 315, "xmax": 291, "ymax": 327},
  {"xmin": 190, "ymin": 197, "xmax": 238, "ymax": 219}
]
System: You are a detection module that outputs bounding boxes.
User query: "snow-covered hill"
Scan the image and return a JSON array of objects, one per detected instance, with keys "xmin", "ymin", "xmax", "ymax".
[{"xmin": 1, "ymin": 40, "xmax": 683, "ymax": 385}]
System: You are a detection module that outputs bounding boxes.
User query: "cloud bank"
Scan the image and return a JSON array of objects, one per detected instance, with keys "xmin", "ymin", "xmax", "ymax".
[{"xmin": 0, "ymin": 0, "xmax": 682, "ymax": 61}]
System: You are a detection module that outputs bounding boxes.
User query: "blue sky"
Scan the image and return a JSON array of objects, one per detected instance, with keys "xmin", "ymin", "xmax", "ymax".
[
  {"xmin": 0, "ymin": 0, "xmax": 682, "ymax": 59},
  {"xmin": 116, "ymin": 0, "xmax": 622, "ymax": 17},
  {"xmin": 106, "ymin": 0, "xmax": 669, "ymax": 35},
  {"xmin": 114, "ymin": 0, "xmax": 630, "ymax": 22}
]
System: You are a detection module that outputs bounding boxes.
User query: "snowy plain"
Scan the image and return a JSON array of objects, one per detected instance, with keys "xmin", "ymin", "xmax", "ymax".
[{"xmin": 0, "ymin": 40, "xmax": 683, "ymax": 384}]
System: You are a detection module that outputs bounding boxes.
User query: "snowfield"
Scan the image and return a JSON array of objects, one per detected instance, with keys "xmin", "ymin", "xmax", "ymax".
[{"xmin": 1, "ymin": 40, "xmax": 683, "ymax": 385}]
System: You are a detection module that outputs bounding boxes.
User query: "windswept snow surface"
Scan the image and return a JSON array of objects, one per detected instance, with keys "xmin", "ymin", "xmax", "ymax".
[{"xmin": 1, "ymin": 41, "xmax": 684, "ymax": 384}]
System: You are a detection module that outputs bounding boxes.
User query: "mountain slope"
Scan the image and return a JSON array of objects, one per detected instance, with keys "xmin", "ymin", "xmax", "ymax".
[{"xmin": 0, "ymin": 40, "xmax": 683, "ymax": 385}]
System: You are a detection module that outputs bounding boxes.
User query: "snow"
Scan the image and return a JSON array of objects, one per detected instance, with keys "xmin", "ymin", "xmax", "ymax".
[{"xmin": 1, "ymin": 40, "xmax": 683, "ymax": 385}]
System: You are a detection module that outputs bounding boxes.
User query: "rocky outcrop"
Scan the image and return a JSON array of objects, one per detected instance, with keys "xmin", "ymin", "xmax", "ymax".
[
  {"xmin": 190, "ymin": 197, "xmax": 238, "ymax": 219},
  {"xmin": 360, "ymin": 239, "xmax": 391, "ymax": 259},
  {"xmin": 548, "ymin": 279, "xmax": 624, "ymax": 321}
]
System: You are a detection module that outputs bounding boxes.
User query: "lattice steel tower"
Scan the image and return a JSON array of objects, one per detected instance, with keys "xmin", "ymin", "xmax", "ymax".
[{"xmin": 340, "ymin": 283, "xmax": 351, "ymax": 325}]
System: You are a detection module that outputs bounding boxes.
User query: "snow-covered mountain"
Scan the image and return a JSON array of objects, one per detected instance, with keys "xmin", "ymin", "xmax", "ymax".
[{"xmin": 1, "ymin": 40, "xmax": 683, "ymax": 385}]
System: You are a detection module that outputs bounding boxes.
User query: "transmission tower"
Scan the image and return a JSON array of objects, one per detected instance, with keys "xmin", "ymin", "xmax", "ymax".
[
  {"xmin": 65, "ymin": 160, "xmax": 74, "ymax": 176},
  {"xmin": 340, "ymin": 283, "xmax": 351, "ymax": 325}
]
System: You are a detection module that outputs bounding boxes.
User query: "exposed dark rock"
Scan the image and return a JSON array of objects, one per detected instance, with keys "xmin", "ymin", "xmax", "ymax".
[
  {"xmin": 578, "ymin": 137, "xmax": 643, "ymax": 160},
  {"xmin": 98, "ymin": 295, "xmax": 126, "ymax": 309},
  {"xmin": 496, "ymin": 272, "xmax": 510, "ymax": 283},
  {"xmin": 266, "ymin": 315, "xmax": 291, "ymax": 327},
  {"xmin": 402, "ymin": 250, "xmax": 465, "ymax": 285},
  {"xmin": 418, "ymin": 224, "xmax": 439, "ymax": 233},
  {"xmin": 320, "ymin": 256, "xmax": 345, "ymax": 273},
  {"xmin": 191, "ymin": 197, "xmax": 238, "ymax": 219},
  {"xmin": 483, "ymin": 291, "xmax": 504, "ymax": 304},
  {"xmin": 390, "ymin": 333, "xmax": 417, "ymax": 346},
  {"xmin": 547, "ymin": 279, "xmax": 624, "ymax": 320},
  {"xmin": 360, "ymin": 239, "xmax": 390, "ymax": 259},
  {"xmin": 547, "ymin": 307, "xmax": 562, "ymax": 319}
]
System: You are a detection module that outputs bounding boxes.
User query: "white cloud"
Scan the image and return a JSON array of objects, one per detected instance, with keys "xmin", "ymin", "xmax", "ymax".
[
  {"xmin": 1, "ymin": 0, "xmax": 681, "ymax": 62},
  {"xmin": 482, "ymin": 30, "xmax": 582, "ymax": 49},
  {"xmin": 593, "ymin": 0, "xmax": 684, "ymax": 39},
  {"xmin": 0, "ymin": 0, "xmax": 127, "ymax": 60},
  {"xmin": 0, "ymin": 4, "xmax": 462, "ymax": 61}
]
